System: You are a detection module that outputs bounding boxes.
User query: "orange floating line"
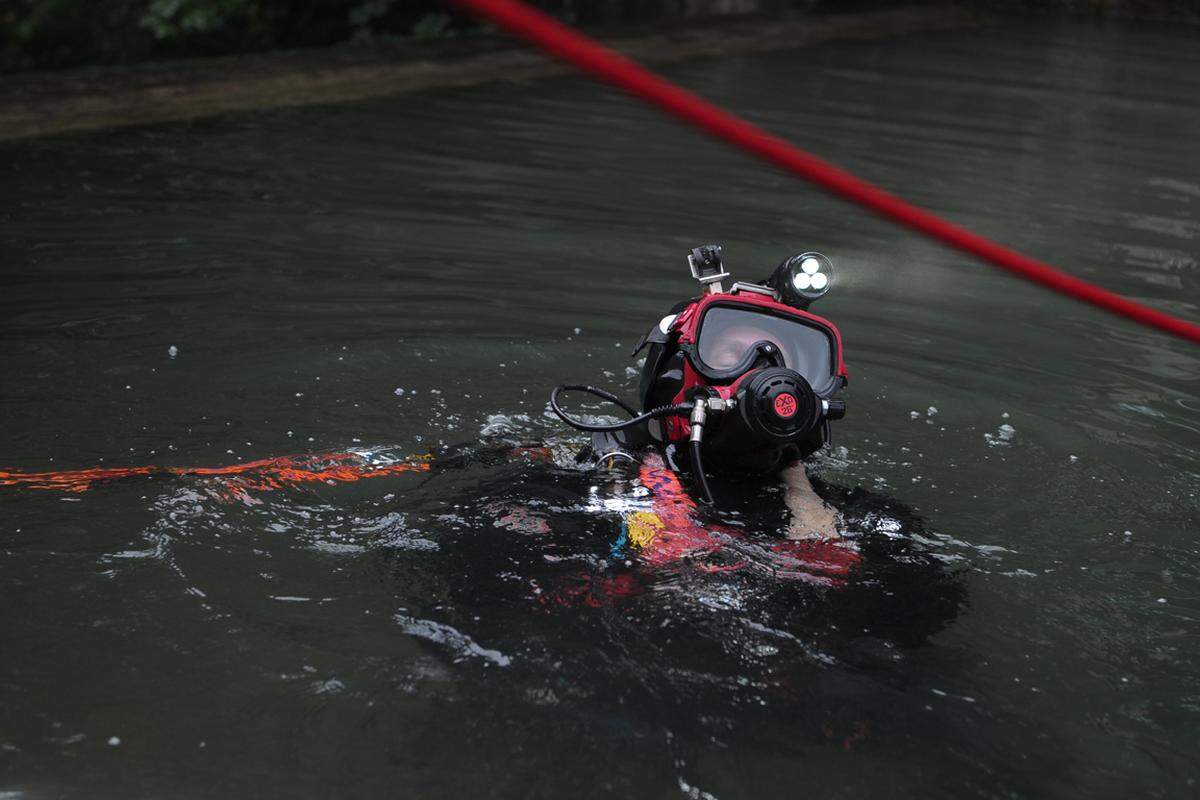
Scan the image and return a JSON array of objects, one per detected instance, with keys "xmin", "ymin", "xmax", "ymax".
[
  {"xmin": 0, "ymin": 452, "xmax": 431, "ymax": 496},
  {"xmin": 0, "ymin": 466, "xmax": 161, "ymax": 493}
]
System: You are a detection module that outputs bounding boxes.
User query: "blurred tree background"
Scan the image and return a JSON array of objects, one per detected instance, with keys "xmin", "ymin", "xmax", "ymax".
[{"xmin": 2, "ymin": 0, "xmax": 1198, "ymax": 74}]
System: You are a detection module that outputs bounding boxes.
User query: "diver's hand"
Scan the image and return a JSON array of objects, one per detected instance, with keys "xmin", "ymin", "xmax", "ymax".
[{"xmin": 781, "ymin": 462, "xmax": 840, "ymax": 539}]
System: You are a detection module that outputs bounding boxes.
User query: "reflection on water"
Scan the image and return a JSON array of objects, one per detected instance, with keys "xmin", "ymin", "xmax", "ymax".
[{"xmin": 1, "ymin": 19, "xmax": 1199, "ymax": 800}]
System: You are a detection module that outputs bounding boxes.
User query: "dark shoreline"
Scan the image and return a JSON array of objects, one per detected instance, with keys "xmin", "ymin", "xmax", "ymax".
[{"xmin": 0, "ymin": 4, "xmax": 978, "ymax": 142}]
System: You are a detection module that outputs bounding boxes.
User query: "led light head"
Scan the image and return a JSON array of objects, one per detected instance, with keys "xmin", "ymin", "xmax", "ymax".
[{"xmin": 773, "ymin": 251, "xmax": 833, "ymax": 308}]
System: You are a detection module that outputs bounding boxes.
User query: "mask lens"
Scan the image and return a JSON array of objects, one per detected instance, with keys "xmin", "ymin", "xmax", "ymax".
[
  {"xmin": 703, "ymin": 324, "xmax": 780, "ymax": 368},
  {"xmin": 696, "ymin": 307, "xmax": 835, "ymax": 391}
]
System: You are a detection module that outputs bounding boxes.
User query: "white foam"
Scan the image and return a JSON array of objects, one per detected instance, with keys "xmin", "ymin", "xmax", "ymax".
[{"xmin": 394, "ymin": 613, "xmax": 511, "ymax": 667}]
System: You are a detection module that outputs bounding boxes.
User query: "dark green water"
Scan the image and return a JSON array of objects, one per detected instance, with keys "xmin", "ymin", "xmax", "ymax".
[{"xmin": 2, "ymin": 20, "xmax": 1198, "ymax": 799}]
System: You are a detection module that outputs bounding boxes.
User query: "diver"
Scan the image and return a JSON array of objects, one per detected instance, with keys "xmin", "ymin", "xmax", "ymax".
[{"xmin": 550, "ymin": 244, "xmax": 848, "ymax": 541}]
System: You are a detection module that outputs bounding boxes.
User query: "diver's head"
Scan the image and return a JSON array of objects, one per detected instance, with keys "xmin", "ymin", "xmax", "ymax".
[
  {"xmin": 549, "ymin": 245, "xmax": 848, "ymax": 503},
  {"xmin": 636, "ymin": 246, "xmax": 847, "ymax": 473}
]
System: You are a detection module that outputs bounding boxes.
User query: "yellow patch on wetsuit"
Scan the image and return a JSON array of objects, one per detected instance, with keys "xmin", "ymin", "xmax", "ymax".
[{"xmin": 626, "ymin": 511, "xmax": 665, "ymax": 551}]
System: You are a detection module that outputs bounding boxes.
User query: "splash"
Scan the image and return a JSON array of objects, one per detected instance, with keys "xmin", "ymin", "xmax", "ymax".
[
  {"xmin": 3, "ymin": 445, "xmax": 857, "ymax": 589},
  {"xmin": 0, "ymin": 450, "xmax": 431, "ymax": 497}
]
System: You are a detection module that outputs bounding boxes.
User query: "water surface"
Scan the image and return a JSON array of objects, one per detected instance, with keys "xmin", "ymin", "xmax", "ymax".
[{"xmin": 2, "ymin": 20, "xmax": 1199, "ymax": 799}]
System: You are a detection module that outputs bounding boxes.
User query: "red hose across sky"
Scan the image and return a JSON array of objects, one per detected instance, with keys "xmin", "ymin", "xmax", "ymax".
[{"xmin": 450, "ymin": 0, "xmax": 1200, "ymax": 345}]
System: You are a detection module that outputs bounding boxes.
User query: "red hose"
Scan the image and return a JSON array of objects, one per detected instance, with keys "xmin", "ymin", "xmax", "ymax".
[{"xmin": 450, "ymin": 0, "xmax": 1200, "ymax": 344}]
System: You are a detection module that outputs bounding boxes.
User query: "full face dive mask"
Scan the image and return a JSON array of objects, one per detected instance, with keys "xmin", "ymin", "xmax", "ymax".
[{"xmin": 551, "ymin": 245, "xmax": 848, "ymax": 504}]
